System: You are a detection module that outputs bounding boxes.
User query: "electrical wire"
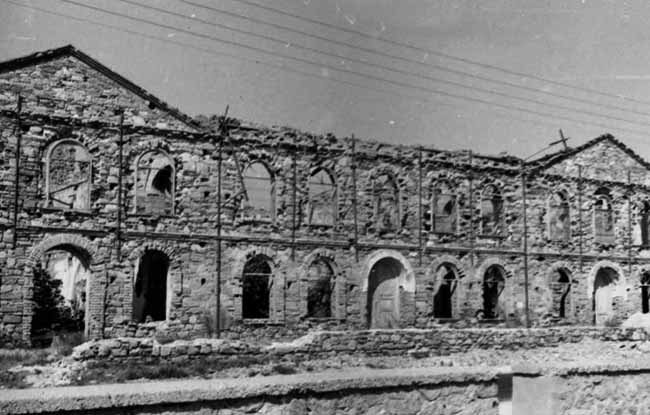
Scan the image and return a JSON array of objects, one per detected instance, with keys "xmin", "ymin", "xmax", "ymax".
[{"xmin": 178, "ymin": 0, "xmax": 650, "ymax": 119}]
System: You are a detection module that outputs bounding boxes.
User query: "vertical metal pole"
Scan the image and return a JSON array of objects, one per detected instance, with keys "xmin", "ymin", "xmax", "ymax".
[
  {"xmin": 216, "ymin": 133, "xmax": 223, "ymax": 339},
  {"xmin": 468, "ymin": 151, "xmax": 474, "ymax": 267},
  {"xmin": 521, "ymin": 162, "xmax": 530, "ymax": 328},
  {"xmin": 351, "ymin": 136, "xmax": 359, "ymax": 263},
  {"xmin": 418, "ymin": 147, "xmax": 423, "ymax": 266},
  {"xmin": 116, "ymin": 112, "xmax": 124, "ymax": 259},
  {"xmin": 578, "ymin": 165, "xmax": 583, "ymax": 273},
  {"xmin": 291, "ymin": 136, "xmax": 297, "ymax": 261},
  {"xmin": 12, "ymin": 96, "xmax": 23, "ymax": 250},
  {"xmin": 628, "ymin": 170, "xmax": 633, "ymax": 275}
]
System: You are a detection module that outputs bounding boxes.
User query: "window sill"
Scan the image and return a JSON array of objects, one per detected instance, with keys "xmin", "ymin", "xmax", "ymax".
[
  {"xmin": 241, "ymin": 318, "xmax": 283, "ymax": 326},
  {"xmin": 42, "ymin": 207, "xmax": 94, "ymax": 216},
  {"xmin": 128, "ymin": 213, "xmax": 176, "ymax": 219},
  {"xmin": 477, "ymin": 234, "xmax": 506, "ymax": 240}
]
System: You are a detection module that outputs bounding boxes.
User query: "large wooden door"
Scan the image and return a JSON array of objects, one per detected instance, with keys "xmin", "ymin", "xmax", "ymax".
[{"xmin": 368, "ymin": 258, "xmax": 401, "ymax": 329}]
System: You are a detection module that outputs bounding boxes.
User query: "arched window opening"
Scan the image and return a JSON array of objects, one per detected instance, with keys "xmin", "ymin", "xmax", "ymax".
[
  {"xmin": 135, "ymin": 151, "xmax": 174, "ymax": 215},
  {"xmin": 480, "ymin": 185, "xmax": 504, "ymax": 236},
  {"xmin": 306, "ymin": 258, "xmax": 334, "ymax": 318},
  {"xmin": 46, "ymin": 140, "xmax": 91, "ymax": 210},
  {"xmin": 374, "ymin": 173, "xmax": 399, "ymax": 233},
  {"xmin": 242, "ymin": 162, "xmax": 274, "ymax": 220},
  {"xmin": 550, "ymin": 268, "xmax": 571, "ymax": 318},
  {"xmin": 640, "ymin": 202, "xmax": 650, "ymax": 247},
  {"xmin": 433, "ymin": 264, "xmax": 457, "ymax": 318},
  {"xmin": 308, "ymin": 169, "xmax": 336, "ymax": 226},
  {"xmin": 642, "ymin": 272, "xmax": 650, "ymax": 314},
  {"xmin": 548, "ymin": 191, "xmax": 570, "ymax": 242},
  {"xmin": 431, "ymin": 182, "xmax": 457, "ymax": 234},
  {"xmin": 133, "ymin": 250, "xmax": 169, "ymax": 323},
  {"xmin": 482, "ymin": 265, "xmax": 505, "ymax": 319},
  {"xmin": 594, "ymin": 188, "xmax": 614, "ymax": 244},
  {"xmin": 242, "ymin": 255, "xmax": 272, "ymax": 319}
]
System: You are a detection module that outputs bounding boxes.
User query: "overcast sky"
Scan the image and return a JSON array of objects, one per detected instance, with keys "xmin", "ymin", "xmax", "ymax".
[{"xmin": 2, "ymin": 0, "xmax": 650, "ymax": 159}]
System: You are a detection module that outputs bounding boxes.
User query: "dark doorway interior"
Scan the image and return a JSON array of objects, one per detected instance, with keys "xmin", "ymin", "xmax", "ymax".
[
  {"xmin": 133, "ymin": 250, "xmax": 169, "ymax": 323},
  {"xmin": 242, "ymin": 255, "xmax": 272, "ymax": 319},
  {"xmin": 433, "ymin": 264, "xmax": 457, "ymax": 318}
]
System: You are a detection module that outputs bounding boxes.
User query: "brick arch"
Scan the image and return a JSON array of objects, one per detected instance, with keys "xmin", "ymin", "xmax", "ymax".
[
  {"xmin": 545, "ymin": 261, "xmax": 574, "ymax": 286},
  {"xmin": 474, "ymin": 257, "xmax": 513, "ymax": 282},
  {"xmin": 22, "ymin": 234, "xmax": 103, "ymax": 343},
  {"xmin": 360, "ymin": 249, "xmax": 415, "ymax": 293},
  {"xmin": 587, "ymin": 260, "xmax": 627, "ymax": 300},
  {"xmin": 426, "ymin": 254, "xmax": 466, "ymax": 293},
  {"xmin": 127, "ymin": 241, "xmax": 177, "ymax": 264}
]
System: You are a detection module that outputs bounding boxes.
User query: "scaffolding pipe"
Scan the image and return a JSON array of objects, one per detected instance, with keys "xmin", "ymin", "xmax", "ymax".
[
  {"xmin": 116, "ymin": 112, "xmax": 124, "ymax": 259},
  {"xmin": 351, "ymin": 136, "xmax": 359, "ymax": 263},
  {"xmin": 418, "ymin": 147, "xmax": 423, "ymax": 266},
  {"xmin": 12, "ymin": 96, "xmax": 22, "ymax": 250},
  {"xmin": 578, "ymin": 165, "xmax": 583, "ymax": 273},
  {"xmin": 521, "ymin": 162, "xmax": 530, "ymax": 328},
  {"xmin": 216, "ymin": 130, "xmax": 224, "ymax": 338},
  {"xmin": 291, "ymin": 135, "xmax": 297, "ymax": 261},
  {"xmin": 628, "ymin": 170, "xmax": 633, "ymax": 275},
  {"xmin": 468, "ymin": 150, "xmax": 474, "ymax": 267}
]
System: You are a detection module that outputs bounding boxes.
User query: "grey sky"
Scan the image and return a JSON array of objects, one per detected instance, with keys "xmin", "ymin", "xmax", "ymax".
[{"xmin": 2, "ymin": 0, "xmax": 650, "ymax": 158}]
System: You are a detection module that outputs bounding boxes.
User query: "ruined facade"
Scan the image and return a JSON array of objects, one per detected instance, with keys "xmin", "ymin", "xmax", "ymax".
[{"xmin": 2, "ymin": 45, "xmax": 650, "ymax": 346}]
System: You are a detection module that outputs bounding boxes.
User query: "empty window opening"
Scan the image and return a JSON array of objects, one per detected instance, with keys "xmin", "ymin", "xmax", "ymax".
[
  {"xmin": 367, "ymin": 257, "xmax": 403, "ymax": 329},
  {"xmin": 133, "ymin": 250, "xmax": 169, "ymax": 323},
  {"xmin": 480, "ymin": 185, "xmax": 504, "ymax": 236},
  {"xmin": 641, "ymin": 202, "xmax": 650, "ymax": 247},
  {"xmin": 550, "ymin": 268, "xmax": 571, "ymax": 318},
  {"xmin": 135, "ymin": 151, "xmax": 175, "ymax": 215},
  {"xmin": 242, "ymin": 162, "xmax": 274, "ymax": 219},
  {"xmin": 242, "ymin": 255, "xmax": 272, "ymax": 319},
  {"xmin": 374, "ymin": 174, "xmax": 399, "ymax": 233},
  {"xmin": 430, "ymin": 182, "xmax": 457, "ymax": 234},
  {"xmin": 307, "ymin": 259, "xmax": 334, "ymax": 318},
  {"xmin": 594, "ymin": 188, "xmax": 614, "ymax": 243},
  {"xmin": 31, "ymin": 246, "xmax": 89, "ymax": 346},
  {"xmin": 642, "ymin": 272, "xmax": 650, "ymax": 314},
  {"xmin": 308, "ymin": 169, "xmax": 336, "ymax": 226},
  {"xmin": 482, "ymin": 265, "xmax": 505, "ymax": 319},
  {"xmin": 593, "ymin": 266, "xmax": 619, "ymax": 325},
  {"xmin": 433, "ymin": 264, "xmax": 457, "ymax": 318},
  {"xmin": 548, "ymin": 191, "xmax": 570, "ymax": 241},
  {"xmin": 46, "ymin": 140, "xmax": 91, "ymax": 210}
]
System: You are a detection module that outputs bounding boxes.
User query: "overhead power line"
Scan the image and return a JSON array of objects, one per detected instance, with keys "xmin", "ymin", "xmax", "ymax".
[
  {"xmin": 2, "ymin": 0, "xmax": 571, "ymax": 134},
  {"xmin": 52, "ymin": 0, "xmax": 650, "ymax": 136},
  {"xmin": 178, "ymin": 0, "xmax": 650, "ymax": 120},
  {"xmin": 72, "ymin": 0, "xmax": 650, "ymax": 131},
  {"xmin": 227, "ymin": 0, "xmax": 650, "ymax": 107}
]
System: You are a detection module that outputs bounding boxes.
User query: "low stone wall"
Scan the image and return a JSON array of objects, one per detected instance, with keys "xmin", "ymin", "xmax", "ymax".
[
  {"xmin": 72, "ymin": 326, "xmax": 650, "ymax": 364},
  {"xmin": 0, "ymin": 367, "xmax": 501, "ymax": 415}
]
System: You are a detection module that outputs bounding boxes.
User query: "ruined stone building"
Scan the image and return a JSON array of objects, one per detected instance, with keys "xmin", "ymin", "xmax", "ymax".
[{"xmin": 2, "ymin": 45, "xmax": 650, "ymax": 346}]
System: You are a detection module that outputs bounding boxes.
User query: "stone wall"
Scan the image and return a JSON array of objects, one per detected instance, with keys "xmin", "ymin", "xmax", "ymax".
[
  {"xmin": 0, "ymin": 367, "xmax": 500, "ymax": 415},
  {"xmin": 3, "ymin": 47, "xmax": 650, "ymax": 346},
  {"xmin": 72, "ymin": 327, "xmax": 650, "ymax": 364}
]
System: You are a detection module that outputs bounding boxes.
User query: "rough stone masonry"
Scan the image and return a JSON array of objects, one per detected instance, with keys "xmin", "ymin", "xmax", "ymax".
[{"xmin": 3, "ymin": 45, "xmax": 650, "ymax": 347}]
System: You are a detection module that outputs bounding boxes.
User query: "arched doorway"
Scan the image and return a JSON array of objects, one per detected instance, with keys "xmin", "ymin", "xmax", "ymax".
[
  {"xmin": 433, "ymin": 263, "xmax": 458, "ymax": 319},
  {"xmin": 550, "ymin": 268, "xmax": 571, "ymax": 319},
  {"xmin": 31, "ymin": 244, "xmax": 90, "ymax": 346},
  {"xmin": 482, "ymin": 265, "xmax": 506, "ymax": 319},
  {"xmin": 367, "ymin": 257, "xmax": 403, "ymax": 329},
  {"xmin": 593, "ymin": 266, "xmax": 619, "ymax": 325}
]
